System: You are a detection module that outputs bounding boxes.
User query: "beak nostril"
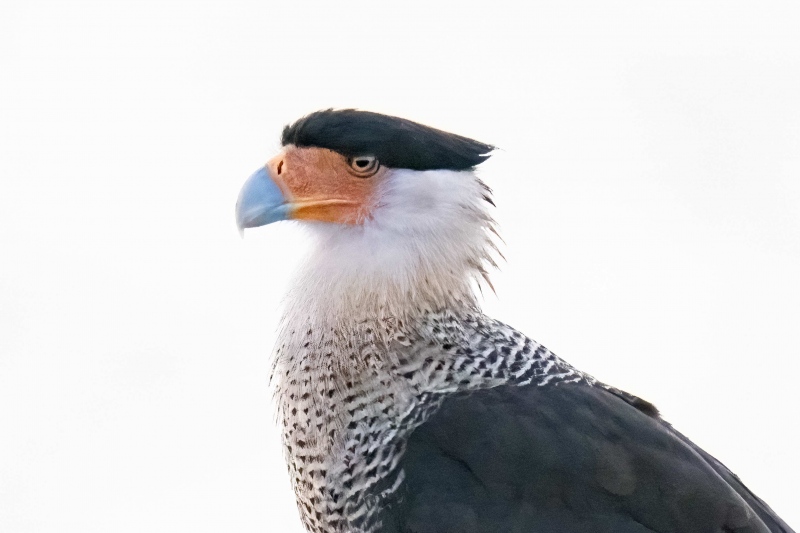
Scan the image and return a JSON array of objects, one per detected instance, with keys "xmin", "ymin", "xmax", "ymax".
[{"xmin": 277, "ymin": 160, "xmax": 284, "ymax": 175}]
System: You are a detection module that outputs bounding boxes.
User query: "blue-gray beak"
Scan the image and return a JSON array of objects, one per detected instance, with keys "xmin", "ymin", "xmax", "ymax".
[{"xmin": 235, "ymin": 166, "xmax": 291, "ymax": 233}]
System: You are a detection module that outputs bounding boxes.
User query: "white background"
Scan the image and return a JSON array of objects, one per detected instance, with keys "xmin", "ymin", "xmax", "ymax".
[{"xmin": 1, "ymin": 1, "xmax": 798, "ymax": 531}]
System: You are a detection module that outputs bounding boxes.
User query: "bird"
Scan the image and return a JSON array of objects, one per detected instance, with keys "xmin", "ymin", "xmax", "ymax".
[{"xmin": 235, "ymin": 109, "xmax": 794, "ymax": 533}]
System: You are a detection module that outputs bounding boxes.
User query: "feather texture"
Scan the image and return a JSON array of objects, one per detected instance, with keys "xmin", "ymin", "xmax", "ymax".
[
  {"xmin": 256, "ymin": 116, "xmax": 793, "ymax": 533},
  {"xmin": 282, "ymin": 109, "xmax": 494, "ymax": 171}
]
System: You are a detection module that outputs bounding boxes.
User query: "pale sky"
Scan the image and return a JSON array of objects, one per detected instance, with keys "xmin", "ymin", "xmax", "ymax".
[{"xmin": 1, "ymin": 1, "xmax": 798, "ymax": 532}]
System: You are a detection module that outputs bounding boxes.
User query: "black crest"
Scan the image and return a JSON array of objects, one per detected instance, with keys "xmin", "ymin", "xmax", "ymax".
[{"xmin": 281, "ymin": 109, "xmax": 494, "ymax": 171}]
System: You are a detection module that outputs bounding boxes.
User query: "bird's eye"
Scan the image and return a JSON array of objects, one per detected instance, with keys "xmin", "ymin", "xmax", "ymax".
[{"xmin": 347, "ymin": 155, "xmax": 379, "ymax": 177}]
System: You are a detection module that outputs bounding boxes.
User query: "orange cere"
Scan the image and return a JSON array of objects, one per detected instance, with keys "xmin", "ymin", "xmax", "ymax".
[{"xmin": 268, "ymin": 146, "xmax": 386, "ymax": 224}]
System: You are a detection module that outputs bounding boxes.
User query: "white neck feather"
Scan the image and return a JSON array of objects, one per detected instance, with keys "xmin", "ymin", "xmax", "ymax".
[{"xmin": 279, "ymin": 169, "xmax": 498, "ymax": 331}]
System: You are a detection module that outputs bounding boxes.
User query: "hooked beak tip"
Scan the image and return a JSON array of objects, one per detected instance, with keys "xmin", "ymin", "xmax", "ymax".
[{"xmin": 235, "ymin": 166, "xmax": 290, "ymax": 232}]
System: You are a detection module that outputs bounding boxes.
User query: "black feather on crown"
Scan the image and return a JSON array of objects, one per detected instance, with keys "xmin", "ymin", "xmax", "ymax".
[{"xmin": 281, "ymin": 109, "xmax": 494, "ymax": 171}]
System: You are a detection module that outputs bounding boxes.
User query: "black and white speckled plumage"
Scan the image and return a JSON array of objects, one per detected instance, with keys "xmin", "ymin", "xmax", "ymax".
[
  {"xmin": 254, "ymin": 110, "xmax": 793, "ymax": 533},
  {"xmin": 274, "ymin": 308, "xmax": 792, "ymax": 533},
  {"xmin": 273, "ymin": 310, "xmax": 592, "ymax": 533}
]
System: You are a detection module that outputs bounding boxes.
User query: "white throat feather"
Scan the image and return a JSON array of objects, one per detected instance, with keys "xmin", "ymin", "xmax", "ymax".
[{"xmin": 280, "ymin": 168, "xmax": 499, "ymax": 331}]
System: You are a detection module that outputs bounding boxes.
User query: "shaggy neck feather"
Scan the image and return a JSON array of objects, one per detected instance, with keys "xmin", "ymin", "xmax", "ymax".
[{"xmin": 279, "ymin": 169, "xmax": 497, "ymax": 331}]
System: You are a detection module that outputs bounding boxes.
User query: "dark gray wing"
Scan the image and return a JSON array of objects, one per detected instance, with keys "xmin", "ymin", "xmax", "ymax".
[{"xmin": 377, "ymin": 383, "xmax": 793, "ymax": 533}]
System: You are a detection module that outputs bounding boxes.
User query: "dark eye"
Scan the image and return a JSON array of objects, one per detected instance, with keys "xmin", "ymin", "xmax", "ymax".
[{"xmin": 347, "ymin": 155, "xmax": 379, "ymax": 177}]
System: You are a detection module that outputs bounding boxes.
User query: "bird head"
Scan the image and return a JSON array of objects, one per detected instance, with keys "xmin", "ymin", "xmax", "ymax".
[
  {"xmin": 236, "ymin": 109, "xmax": 494, "ymax": 230},
  {"xmin": 236, "ymin": 109, "xmax": 498, "ymax": 319}
]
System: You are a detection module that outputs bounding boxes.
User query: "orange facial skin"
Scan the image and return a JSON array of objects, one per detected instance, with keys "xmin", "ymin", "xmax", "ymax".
[{"xmin": 268, "ymin": 146, "xmax": 387, "ymax": 224}]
